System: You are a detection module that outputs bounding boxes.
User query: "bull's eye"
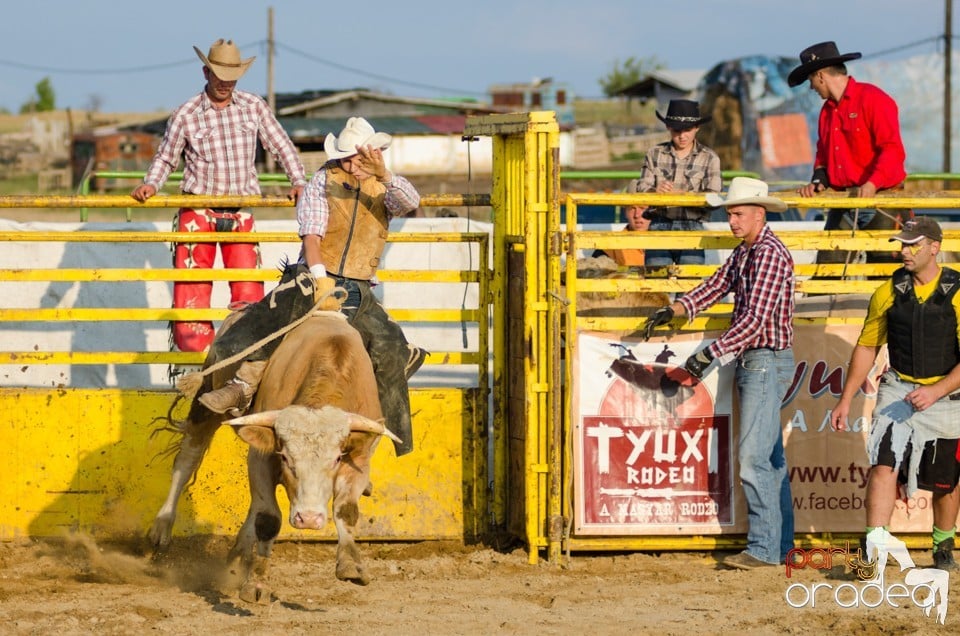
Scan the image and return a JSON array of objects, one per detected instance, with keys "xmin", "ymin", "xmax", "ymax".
[{"xmin": 279, "ymin": 452, "xmax": 297, "ymax": 478}]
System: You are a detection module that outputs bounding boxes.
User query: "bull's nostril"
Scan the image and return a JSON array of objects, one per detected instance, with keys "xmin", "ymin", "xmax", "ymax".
[{"xmin": 292, "ymin": 511, "xmax": 326, "ymax": 529}]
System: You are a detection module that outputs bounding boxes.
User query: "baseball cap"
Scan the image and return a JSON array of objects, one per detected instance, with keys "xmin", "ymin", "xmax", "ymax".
[{"xmin": 889, "ymin": 217, "xmax": 943, "ymax": 245}]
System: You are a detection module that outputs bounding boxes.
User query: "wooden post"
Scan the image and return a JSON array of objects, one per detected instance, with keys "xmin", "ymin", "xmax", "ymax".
[{"xmin": 266, "ymin": 6, "xmax": 277, "ymax": 174}]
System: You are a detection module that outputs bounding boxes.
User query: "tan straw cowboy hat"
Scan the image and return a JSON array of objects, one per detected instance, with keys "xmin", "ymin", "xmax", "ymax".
[{"xmin": 193, "ymin": 39, "xmax": 255, "ymax": 81}]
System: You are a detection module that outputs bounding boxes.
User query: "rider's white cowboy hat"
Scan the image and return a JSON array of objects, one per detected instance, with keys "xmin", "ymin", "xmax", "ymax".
[{"xmin": 324, "ymin": 117, "xmax": 393, "ymax": 161}]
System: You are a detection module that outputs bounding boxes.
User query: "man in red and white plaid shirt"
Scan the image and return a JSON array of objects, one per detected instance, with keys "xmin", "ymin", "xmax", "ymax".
[
  {"xmin": 644, "ymin": 177, "xmax": 796, "ymax": 571},
  {"xmin": 132, "ymin": 39, "xmax": 306, "ymax": 363}
]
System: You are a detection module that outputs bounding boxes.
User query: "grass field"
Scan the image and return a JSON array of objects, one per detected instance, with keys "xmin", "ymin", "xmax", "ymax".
[{"xmin": 573, "ymin": 97, "xmax": 658, "ymax": 127}]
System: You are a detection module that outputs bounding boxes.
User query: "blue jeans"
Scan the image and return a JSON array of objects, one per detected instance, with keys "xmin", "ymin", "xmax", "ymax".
[
  {"xmin": 645, "ymin": 218, "xmax": 706, "ymax": 266},
  {"xmin": 735, "ymin": 347, "xmax": 795, "ymax": 564}
]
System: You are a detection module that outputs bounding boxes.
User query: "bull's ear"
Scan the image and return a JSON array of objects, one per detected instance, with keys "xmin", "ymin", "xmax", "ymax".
[{"xmin": 234, "ymin": 425, "xmax": 277, "ymax": 453}]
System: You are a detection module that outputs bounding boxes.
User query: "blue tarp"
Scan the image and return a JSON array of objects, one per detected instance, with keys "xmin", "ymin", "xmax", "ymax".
[
  {"xmin": 696, "ymin": 55, "xmax": 823, "ymax": 182},
  {"xmin": 698, "ymin": 52, "xmax": 960, "ymax": 178}
]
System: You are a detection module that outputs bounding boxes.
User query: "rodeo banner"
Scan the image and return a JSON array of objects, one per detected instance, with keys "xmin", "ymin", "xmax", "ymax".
[{"xmin": 572, "ymin": 324, "xmax": 950, "ymax": 537}]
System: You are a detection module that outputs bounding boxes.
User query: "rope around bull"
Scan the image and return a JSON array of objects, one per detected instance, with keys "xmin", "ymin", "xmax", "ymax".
[{"xmin": 175, "ymin": 285, "xmax": 349, "ymax": 401}]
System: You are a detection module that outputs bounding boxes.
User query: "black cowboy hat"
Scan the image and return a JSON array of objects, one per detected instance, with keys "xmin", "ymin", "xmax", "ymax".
[
  {"xmin": 787, "ymin": 41, "xmax": 862, "ymax": 87},
  {"xmin": 656, "ymin": 99, "xmax": 711, "ymax": 129}
]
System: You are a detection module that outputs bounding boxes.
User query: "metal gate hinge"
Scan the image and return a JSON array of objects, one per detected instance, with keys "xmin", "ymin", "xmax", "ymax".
[{"xmin": 549, "ymin": 231, "xmax": 567, "ymax": 256}]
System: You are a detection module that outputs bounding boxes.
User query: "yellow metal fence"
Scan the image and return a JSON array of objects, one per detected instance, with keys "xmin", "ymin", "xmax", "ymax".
[
  {"xmin": 551, "ymin": 190, "xmax": 960, "ymax": 560},
  {"xmin": 0, "ymin": 194, "xmax": 492, "ymax": 542}
]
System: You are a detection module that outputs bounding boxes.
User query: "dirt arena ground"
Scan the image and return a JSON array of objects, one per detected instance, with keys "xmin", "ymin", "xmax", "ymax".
[{"xmin": 0, "ymin": 534, "xmax": 955, "ymax": 635}]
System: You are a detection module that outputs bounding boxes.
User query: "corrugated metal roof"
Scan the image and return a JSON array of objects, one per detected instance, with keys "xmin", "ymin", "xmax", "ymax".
[
  {"xmin": 413, "ymin": 115, "xmax": 468, "ymax": 134},
  {"xmin": 278, "ymin": 90, "xmax": 499, "ymax": 117},
  {"xmin": 617, "ymin": 69, "xmax": 705, "ymax": 97},
  {"xmin": 111, "ymin": 90, "xmax": 497, "ymax": 140},
  {"xmin": 277, "ymin": 115, "xmax": 468, "ymax": 139}
]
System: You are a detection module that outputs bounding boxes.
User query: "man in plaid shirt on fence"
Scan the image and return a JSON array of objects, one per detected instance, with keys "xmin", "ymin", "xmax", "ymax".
[{"xmin": 132, "ymin": 39, "xmax": 306, "ymax": 374}]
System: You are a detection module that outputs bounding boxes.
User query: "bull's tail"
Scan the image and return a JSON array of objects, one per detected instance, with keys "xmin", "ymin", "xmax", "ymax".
[
  {"xmin": 148, "ymin": 392, "xmax": 191, "ymax": 463},
  {"xmin": 148, "ymin": 392, "xmax": 222, "ymax": 490}
]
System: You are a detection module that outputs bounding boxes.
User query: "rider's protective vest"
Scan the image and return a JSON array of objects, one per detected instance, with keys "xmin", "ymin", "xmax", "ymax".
[
  {"xmin": 887, "ymin": 266, "xmax": 960, "ymax": 378},
  {"xmin": 320, "ymin": 165, "xmax": 389, "ymax": 281}
]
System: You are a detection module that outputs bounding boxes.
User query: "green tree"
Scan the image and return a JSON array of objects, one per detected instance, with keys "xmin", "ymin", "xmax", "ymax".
[
  {"xmin": 20, "ymin": 77, "xmax": 56, "ymax": 113},
  {"xmin": 598, "ymin": 56, "xmax": 664, "ymax": 97}
]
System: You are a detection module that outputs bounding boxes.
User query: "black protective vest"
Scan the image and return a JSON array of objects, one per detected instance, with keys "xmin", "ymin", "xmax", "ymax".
[{"xmin": 887, "ymin": 267, "xmax": 960, "ymax": 378}]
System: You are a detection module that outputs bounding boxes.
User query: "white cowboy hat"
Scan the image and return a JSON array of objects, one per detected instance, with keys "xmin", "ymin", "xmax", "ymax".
[
  {"xmin": 705, "ymin": 177, "xmax": 787, "ymax": 212},
  {"xmin": 324, "ymin": 117, "xmax": 393, "ymax": 161},
  {"xmin": 193, "ymin": 39, "xmax": 255, "ymax": 82}
]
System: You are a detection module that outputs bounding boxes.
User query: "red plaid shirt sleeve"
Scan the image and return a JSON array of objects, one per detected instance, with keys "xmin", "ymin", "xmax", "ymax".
[{"xmin": 680, "ymin": 225, "xmax": 795, "ymax": 364}]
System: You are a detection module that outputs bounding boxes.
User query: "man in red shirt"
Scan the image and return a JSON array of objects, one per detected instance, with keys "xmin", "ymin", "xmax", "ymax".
[{"xmin": 790, "ymin": 42, "xmax": 906, "ymax": 243}]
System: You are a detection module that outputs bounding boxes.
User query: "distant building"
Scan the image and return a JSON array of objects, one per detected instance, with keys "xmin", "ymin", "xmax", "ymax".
[
  {"xmin": 70, "ymin": 128, "xmax": 159, "ymax": 191},
  {"xmin": 275, "ymin": 89, "xmax": 506, "ymax": 174},
  {"xmin": 615, "ymin": 69, "xmax": 705, "ymax": 113},
  {"xmin": 73, "ymin": 85, "xmax": 588, "ymax": 183},
  {"xmin": 75, "ymin": 90, "xmax": 509, "ymax": 181},
  {"xmin": 488, "ymin": 79, "xmax": 574, "ymax": 128}
]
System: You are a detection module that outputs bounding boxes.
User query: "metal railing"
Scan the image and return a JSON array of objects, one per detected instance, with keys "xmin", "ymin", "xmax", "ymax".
[
  {"xmin": 0, "ymin": 195, "xmax": 491, "ymax": 402},
  {"xmin": 65, "ymin": 172, "xmax": 491, "ymax": 221},
  {"xmin": 563, "ymin": 190, "xmax": 960, "ymax": 333}
]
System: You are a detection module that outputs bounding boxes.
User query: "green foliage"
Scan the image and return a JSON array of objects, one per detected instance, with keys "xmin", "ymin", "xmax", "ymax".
[
  {"xmin": 20, "ymin": 77, "xmax": 56, "ymax": 113},
  {"xmin": 598, "ymin": 56, "xmax": 664, "ymax": 97}
]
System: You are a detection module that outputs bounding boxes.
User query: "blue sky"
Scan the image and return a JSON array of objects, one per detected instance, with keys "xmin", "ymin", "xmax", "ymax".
[{"xmin": 0, "ymin": 0, "xmax": 951, "ymax": 113}]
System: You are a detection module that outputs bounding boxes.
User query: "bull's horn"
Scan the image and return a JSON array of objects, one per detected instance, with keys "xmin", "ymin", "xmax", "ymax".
[
  {"xmin": 225, "ymin": 410, "xmax": 281, "ymax": 428},
  {"xmin": 349, "ymin": 413, "xmax": 403, "ymax": 444}
]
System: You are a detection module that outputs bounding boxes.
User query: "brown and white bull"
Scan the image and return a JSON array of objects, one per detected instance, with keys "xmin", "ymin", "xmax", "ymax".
[{"xmin": 148, "ymin": 311, "xmax": 392, "ymax": 602}]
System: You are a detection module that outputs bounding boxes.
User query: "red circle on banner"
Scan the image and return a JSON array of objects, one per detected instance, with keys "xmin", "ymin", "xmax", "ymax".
[{"xmin": 598, "ymin": 363, "xmax": 715, "ymax": 421}]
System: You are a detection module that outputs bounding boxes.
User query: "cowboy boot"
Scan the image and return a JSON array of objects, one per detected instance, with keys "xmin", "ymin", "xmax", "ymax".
[{"xmin": 198, "ymin": 360, "xmax": 268, "ymax": 416}]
